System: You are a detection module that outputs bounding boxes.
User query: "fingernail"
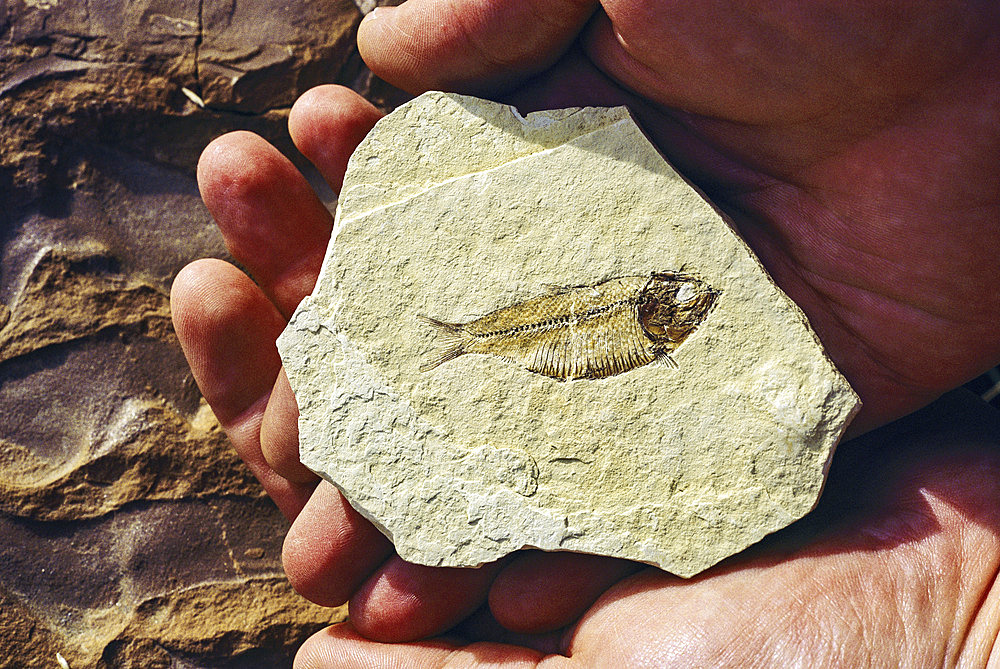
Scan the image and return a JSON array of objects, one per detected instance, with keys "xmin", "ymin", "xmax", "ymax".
[{"xmin": 362, "ymin": 5, "xmax": 394, "ymax": 22}]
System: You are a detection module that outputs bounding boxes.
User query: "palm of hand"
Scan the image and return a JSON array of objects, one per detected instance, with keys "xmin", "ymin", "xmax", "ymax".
[{"xmin": 171, "ymin": 1, "xmax": 1000, "ymax": 666}]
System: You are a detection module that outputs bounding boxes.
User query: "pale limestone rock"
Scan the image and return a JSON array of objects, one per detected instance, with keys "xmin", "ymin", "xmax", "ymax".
[{"xmin": 278, "ymin": 92, "xmax": 861, "ymax": 577}]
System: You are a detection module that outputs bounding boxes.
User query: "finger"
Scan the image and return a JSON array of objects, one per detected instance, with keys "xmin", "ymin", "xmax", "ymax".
[
  {"xmin": 449, "ymin": 603, "xmax": 567, "ymax": 655},
  {"xmin": 489, "ymin": 551, "xmax": 641, "ymax": 633},
  {"xmin": 294, "ymin": 623, "xmax": 564, "ymax": 669},
  {"xmin": 258, "ymin": 367, "xmax": 317, "ymax": 483},
  {"xmin": 357, "ymin": 0, "xmax": 597, "ymax": 95},
  {"xmin": 349, "ymin": 557, "xmax": 504, "ymax": 642},
  {"xmin": 170, "ymin": 259, "xmax": 316, "ymax": 518},
  {"xmin": 283, "ymin": 481, "xmax": 394, "ymax": 607},
  {"xmin": 196, "ymin": 131, "xmax": 332, "ymax": 318},
  {"xmin": 288, "ymin": 85, "xmax": 384, "ymax": 193}
]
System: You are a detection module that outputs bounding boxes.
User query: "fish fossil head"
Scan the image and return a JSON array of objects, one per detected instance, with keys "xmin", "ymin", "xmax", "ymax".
[{"xmin": 638, "ymin": 272, "xmax": 719, "ymax": 345}]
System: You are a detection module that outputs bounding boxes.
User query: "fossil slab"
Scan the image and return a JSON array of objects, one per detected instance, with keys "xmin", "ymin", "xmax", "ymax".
[{"xmin": 278, "ymin": 92, "xmax": 861, "ymax": 577}]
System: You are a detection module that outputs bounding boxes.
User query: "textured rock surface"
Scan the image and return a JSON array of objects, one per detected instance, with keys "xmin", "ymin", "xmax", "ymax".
[
  {"xmin": 0, "ymin": 499, "xmax": 346, "ymax": 668},
  {"xmin": 0, "ymin": 0, "xmax": 393, "ymax": 665},
  {"xmin": 280, "ymin": 92, "xmax": 862, "ymax": 578}
]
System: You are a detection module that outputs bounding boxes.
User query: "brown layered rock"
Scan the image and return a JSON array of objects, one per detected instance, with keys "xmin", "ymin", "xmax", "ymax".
[
  {"xmin": 2, "ymin": 0, "xmax": 363, "ymax": 201},
  {"xmin": 1, "ymin": 0, "xmax": 387, "ymax": 665},
  {"xmin": 0, "ymin": 498, "xmax": 346, "ymax": 667},
  {"xmin": 0, "ymin": 247, "xmax": 259, "ymax": 521}
]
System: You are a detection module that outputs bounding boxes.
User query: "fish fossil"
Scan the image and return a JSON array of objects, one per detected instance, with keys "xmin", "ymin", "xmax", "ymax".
[{"xmin": 419, "ymin": 272, "xmax": 719, "ymax": 380}]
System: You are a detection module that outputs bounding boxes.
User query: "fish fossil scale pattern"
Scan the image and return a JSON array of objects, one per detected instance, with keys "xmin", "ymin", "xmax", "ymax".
[{"xmin": 420, "ymin": 273, "xmax": 719, "ymax": 380}]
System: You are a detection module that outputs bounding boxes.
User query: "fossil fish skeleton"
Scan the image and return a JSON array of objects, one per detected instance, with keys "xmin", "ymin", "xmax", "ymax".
[{"xmin": 419, "ymin": 272, "xmax": 719, "ymax": 380}]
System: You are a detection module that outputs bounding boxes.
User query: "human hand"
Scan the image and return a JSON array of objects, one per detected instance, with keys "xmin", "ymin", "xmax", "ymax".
[{"xmin": 170, "ymin": 1, "xmax": 1000, "ymax": 665}]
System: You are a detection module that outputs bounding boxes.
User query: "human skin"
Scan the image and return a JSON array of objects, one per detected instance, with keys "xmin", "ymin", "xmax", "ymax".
[{"xmin": 170, "ymin": 0, "xmax": 1000, "ymax": 665}]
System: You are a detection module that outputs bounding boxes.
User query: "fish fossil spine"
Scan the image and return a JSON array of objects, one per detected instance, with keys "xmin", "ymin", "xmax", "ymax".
[{"xmin": 419, "ymin": 272, "xmax": 719, "ymax": 380}]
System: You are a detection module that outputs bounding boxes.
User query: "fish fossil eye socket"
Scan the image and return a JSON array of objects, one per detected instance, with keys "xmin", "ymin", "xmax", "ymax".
[{"xmin": 675, "ymin": 283, "xmax": 698, "ymax": 302}]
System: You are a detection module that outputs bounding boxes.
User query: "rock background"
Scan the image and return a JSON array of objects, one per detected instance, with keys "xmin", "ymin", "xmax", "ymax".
[{"xmin": 1, "ymin": 0, "xmax": 405, "ymax": 666}]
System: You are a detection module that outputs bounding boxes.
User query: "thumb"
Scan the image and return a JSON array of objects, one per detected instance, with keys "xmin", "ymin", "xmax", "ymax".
[{"xmin": 358, "ymin": 0, "xmax": 598, "ymax": 95}]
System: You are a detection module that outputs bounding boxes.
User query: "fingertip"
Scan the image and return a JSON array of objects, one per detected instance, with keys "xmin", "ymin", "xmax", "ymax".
[
  {"xmin": 169, "ymin": 259, "xmax": 286, "ymax": 425},
  {"xmin": 489, "ymin": 552, "xmax": 640, "ymax": 634},
  {"xmin": 288, "ymin": 85, "xmax": 384, "ymax": 192},
  {"xmin": 357, "ymin": 0, "xmax": 596, "ymax": 95},
  {"xmin": 171, "ymin": 256, "xmax": 229, "ymax": 298},
  {"xmin": 349, "ymin": 559, "xmax": 501, "ymax": 642},
  {"xmin": 295, "ymin": 621, "xmax": 548, "ymax": 669},
  {"xmin": 169, "ymin": 258, "xmax": 217, "ymax": 326},
  {"xmin": 282, "ymin": 482, "xmax": 394, "ymax": 607},
  {"xmin": 356, "ymin": 5, "xmax": 408, "ymax": 86},
  {"xmin": 193, "ymin": 128, "xmax": 332, "ymax": 316},
  {"xmin": 170, "ymin": 258, "xmax": 262, "ymax": 367},
  {"xmin": 295, "ymin": 623, "xmax": 478, "ymax": 669},
  {"xmin": 195, "ymin": 131, "xmax": 285, "ymax": 244},
  {"xmin": 196, "ymin": 131, "xmax": 275, "ymax": 209},
  {"xmin": 170, "ymin": 259, "xmax": 216, "ymax": 370},
  {"xmin": 170, "ymin": 258, "xmax": 259, "ymax": 327},
  {"xmin": 293, "ymin": 624, "xmax": 350, "ymax": 669}
]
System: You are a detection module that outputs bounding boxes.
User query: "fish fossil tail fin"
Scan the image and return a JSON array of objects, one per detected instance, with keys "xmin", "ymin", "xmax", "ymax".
[{"xmin": 417, "ymin": 315, "xmax": 472, "ymax": 372}]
